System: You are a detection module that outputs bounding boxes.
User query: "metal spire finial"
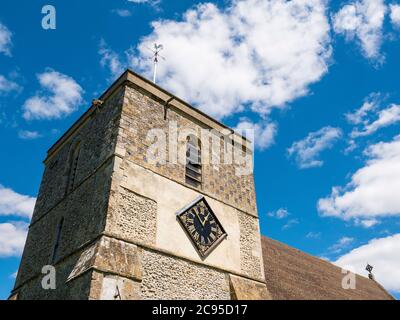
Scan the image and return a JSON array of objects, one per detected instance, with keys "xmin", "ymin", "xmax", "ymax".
[{"xmin": 147, "ymin": 43, "xmax": 165, "ymax": 84}]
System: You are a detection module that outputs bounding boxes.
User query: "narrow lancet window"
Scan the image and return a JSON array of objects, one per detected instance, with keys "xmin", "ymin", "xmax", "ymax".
[
  {"xmin": 66, "ymin": 142, "xmax": 80, "ymax": 194},
  {"xmin": 51, "ymin": 217, "xmax": 64, "ymax": 264}
]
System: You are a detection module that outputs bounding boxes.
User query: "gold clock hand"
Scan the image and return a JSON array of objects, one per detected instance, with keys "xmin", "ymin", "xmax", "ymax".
[
  {"xmin": 194, "ymin": 208, "xmax": 205, "ymax": 227},
  {"xmin": 203, "ymin": 212, "xmax": 210, "ymax": 225}
]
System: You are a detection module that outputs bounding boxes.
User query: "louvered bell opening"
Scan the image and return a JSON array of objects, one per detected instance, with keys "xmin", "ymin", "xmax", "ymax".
[
  {"xmin": 185, "ymin": 138, "xmax": 202, "ymax": 188},
  {"xmin": 185, "ymin": 161, "xmax": 202, "ymax": 187},
  {"xmin": 186, "ymin": 164, "xmax": 201, "ymax": 179},
  {"xmin": 185, "ymin": 176, "xmax": 202, "ymax": 188}
]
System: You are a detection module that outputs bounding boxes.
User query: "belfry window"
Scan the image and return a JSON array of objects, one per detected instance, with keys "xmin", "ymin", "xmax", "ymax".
[
  {"xmin": 66, "ymin": 142, "xmax": 80, "ymax": 194},
  {"xmin": 185, "ymin": 135, "xmax": 202, "ymax": 188}
]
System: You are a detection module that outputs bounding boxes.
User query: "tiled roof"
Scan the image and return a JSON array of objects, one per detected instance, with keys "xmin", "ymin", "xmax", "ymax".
[{"xmin": 262, "ymin": 236, "xmax": 395, "ymax": 300}]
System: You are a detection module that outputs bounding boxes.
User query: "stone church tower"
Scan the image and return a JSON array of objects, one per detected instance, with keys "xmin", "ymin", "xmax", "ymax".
[{"xmin": 10, "ymin": 70, "xmax": 270, "ymax": 300}]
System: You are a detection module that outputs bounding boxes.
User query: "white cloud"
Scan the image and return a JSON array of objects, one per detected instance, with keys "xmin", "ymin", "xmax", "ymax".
[
  {"xmin": 306, "ymin": 231, "xmax": 321, "ymax": 239},
  {"xmin": 235, "ymin": 118, "xmax": 276, "ymax": 150},
  {"xmin": 288, "ymin": 126, "xmax": 342, "ymax": 169},
  {"xmin": 318, "ymin": 136, "xmax": 400, "ymax": 223},
  {"xmin": 389, "ymin": 3, "xmax": 400, "ymax": 26},
  {"xmin": 335, "ymin": 234, "xmax": 400, "ymax": 293},
  {"xmin": 0, "ymin": 75, "xmax": 20, "ymax": 94},
  {"xmin": 358, "ymin": 218, "xmax": 380, "ymax": 228},
  {"xmin": 344, "ymin": 139, "xmax": 358, "ymax": 154},
  {"xmin": 99, "ymin": 40, "xmax": 125, "ymax": 81},
  {"xmin": 332, "ymin": 0, "xmax": 386, "ymax": 61},
  {"xmin": 22, "ymin": 70, "xmax": 84, "ymax": 120},
  {"xmin": 127, "ymin": 0, "xmax": 331, "ymax": 120},
  {"xmin": 0, "ymin": 222, "xmax": 28, "ymax": 258},
  {"xmin": 268, "ymin": 208, "xmax": 298, "ymax": 230},
  {"xmin": 282, "ymin": 218, "xmax": 299, "ymax": 230},
  {"xmin": 346, "ymin": 93, "xmax": 400, "ymax": 138},
  {"xmin": 0, "ymin": 185, "xmax": 36, "ymax": 218},
  {"xmin": 356, "ymin": 104, "xmax": 400, "ymax": 136},
  {"xmin": 128, "ymin": 0, "xmax": 161, "ymax": 6},
  {"xmin": 346, "ymin": 93, "xmax": 380, "ymax": 125},
  {"xmin": 0, "ymin": 22, "xmax": 12, "ymax": 56},
  {"xmin": 18, "ymin": 130, "xmax": 42, "ymax": 140},
  {"xmin": 268, "ymin": 208, "xmax": 290, "ymax": 219},
  {"xmin": 328, "ymin": 236, "xmax": 355, "ymax": 254},
  {"xmin": 112, "ymin": 9, "xmax": 132, "ymax": 17}
]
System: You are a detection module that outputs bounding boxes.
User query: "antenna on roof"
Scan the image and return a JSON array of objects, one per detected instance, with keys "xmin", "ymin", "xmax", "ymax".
[
  {"xmin": 366, "ymin": 264, "xmax": 374, "ymax": 280},
  {"xmin": 147, "ymin": 43, "xmax": 165, "ymax": 84}
]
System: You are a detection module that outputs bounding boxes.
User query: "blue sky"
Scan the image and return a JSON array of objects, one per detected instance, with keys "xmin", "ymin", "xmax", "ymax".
[{"xmin": 1, "ymin": 0, "xmax": 400, "ymax": 299}]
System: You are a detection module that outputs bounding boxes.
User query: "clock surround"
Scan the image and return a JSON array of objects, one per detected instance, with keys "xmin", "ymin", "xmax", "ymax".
[{"xmin": 176, "ymin": 196, "xmax": 227, "ymax": 258}]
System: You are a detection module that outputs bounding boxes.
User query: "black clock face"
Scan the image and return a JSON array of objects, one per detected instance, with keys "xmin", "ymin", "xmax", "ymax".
[{"xmin": 177, "ymin": 197, "xmax": 227, "ymax": 258}]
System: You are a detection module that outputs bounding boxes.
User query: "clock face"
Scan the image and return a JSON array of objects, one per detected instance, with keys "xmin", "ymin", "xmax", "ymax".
[{"xmin": 177, "ymin": 197, "xmax": 227, "ymax": 258}]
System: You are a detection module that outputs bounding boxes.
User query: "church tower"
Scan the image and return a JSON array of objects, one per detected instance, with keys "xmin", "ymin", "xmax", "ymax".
[{"xmin": 10, "ymin": 70, "xmax": 270, "ymax": 300}]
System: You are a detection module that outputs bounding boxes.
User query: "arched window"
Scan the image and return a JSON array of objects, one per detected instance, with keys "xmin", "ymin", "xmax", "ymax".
[
  {"xmin": 51, "ymin": 217, "xmax": 64, "ymax": 264},
  {"xmin": 66, "ymin": 141, "xmax": 81, "ymax": 195},
  {"xmin": 185, "ymin": 135, "xmax": 202, "ymax": 188}
]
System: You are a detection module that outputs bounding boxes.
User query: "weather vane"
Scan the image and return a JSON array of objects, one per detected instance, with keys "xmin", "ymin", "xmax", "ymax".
[
  {"xmin": 147, "ymin": 43, "xmax": 165, "ymax": 84},
  {"xmin": 366, "ymin": 263, "xmax": 374, "ymax": 280}
]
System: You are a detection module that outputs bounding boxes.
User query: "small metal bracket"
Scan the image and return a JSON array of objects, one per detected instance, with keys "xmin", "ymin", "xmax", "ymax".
[
  {"xmin": 164, "ymin": 97, "xmax": 174, "ymax": 120},
  {"xmin": 114, "ymin": 284, "xmax": 122, "ymax": 300}
]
